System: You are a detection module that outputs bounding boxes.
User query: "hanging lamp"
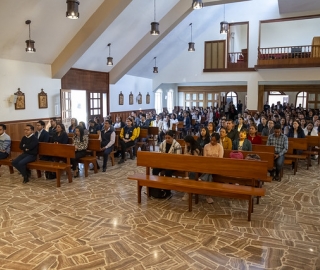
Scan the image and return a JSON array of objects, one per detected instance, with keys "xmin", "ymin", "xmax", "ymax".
[
  {"xmin": 188, "ymin": 23, "xmax": 195, "ymax": 52},
  {"xmin": 192, "ymin": 0, "xmax": 203, "ymax": 9},
  {"xmin": 150, "ymin": 0, "xmax": 160, "ymax": 35},
  {"xmin": 220, "ymin": 4, "xmax": 229, "ymax": 34},
  {"xmin": 66, "ymin": 0, "xmax": 80, "ymax": 19},
  {"xmin": 25, "ymin": 20, "xmax": 36, "ymax": 53},
  {"xmin": 107, "ymin": 43, "xmax": 113, "ymax": 66},
  {"xmin": 153, "ymin": 57, "xmax": 158, "ymax": 73}
]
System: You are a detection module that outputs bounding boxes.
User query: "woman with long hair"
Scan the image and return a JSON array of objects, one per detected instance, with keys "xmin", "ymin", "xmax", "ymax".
[
  {"xmin": 232, "ymin": 129, "xmax": 252, "ymax": 151},
  {"xmin": 71, "ymin": 126, "xmax": 88, "ymax": 177},
  {"xmin": 68, "ymin": 118, "xmax": 78, "ymax": 133},
  {"xmin": 235, "ymin": 116, "xmax": 247, "ymax": 132},
  {"xmin": 79, "ymin": 121, "xmax": 89, "ymax": 135},
  {"xmin": 219, "ymin": 127, "xmax": 232, "ymax": 150},
  {"xmin": 52, "ymin": 123, "xmax": 68, "ymax": 144},
  {"xmin": 247, "ymin": 124, "xmax": 262, "ymax": 145},
  {"xmin": 118, "ymin": 118, "xmax": 138, "ymax": 164},
  {"xmin": 287, "ymin": 120, "xmax": 305, "ymax": 138},
  {"xmin": 197, "ymin": 127, "xmax": 210, "ymax": 152},
  {"xmin": 207, "ymin": 122, "xmax": 216, "ymax": 138}
]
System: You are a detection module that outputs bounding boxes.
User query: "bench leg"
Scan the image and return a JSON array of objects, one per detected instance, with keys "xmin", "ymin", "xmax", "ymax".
[
  {"xmin": 137, "ymin": 183, "xmax": 142, "ymax": 203},
  {"xmin": 248, "ymin": 197, "xmax": 253, "ymax": 222},
  {"xmin": 294, "ymin": 159, "xmax": 298, "ymax": 175},
  {"xmin": 84, "ymin": 162, "xmax": 89, "ymax": 177},
  {"xmin": 8, "ymin": 165, "xmax": 14, "ymax": 174},
  {"xmin": 109, "ymin": 153, "xmax": 115, "ymax": 166},
  {"xmin": 67, "ymin": 168, "xmax": 72, "ymax": 183},
  {"xmin": 56, "ymin": 171, "xmax": 61, "ymax": 188},
  {"xmin": 195, "ymin": 194, "xmax": 199, "ymax": 204},
  {"xmin": 188, "ymin": 193, "xmax": 192, "ymax": 212}
]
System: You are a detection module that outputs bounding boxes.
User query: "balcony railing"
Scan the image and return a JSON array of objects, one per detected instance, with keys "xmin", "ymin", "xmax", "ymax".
[{"xmin": 227, "ymin": 51, "xmax": 247, "ymax": 69}]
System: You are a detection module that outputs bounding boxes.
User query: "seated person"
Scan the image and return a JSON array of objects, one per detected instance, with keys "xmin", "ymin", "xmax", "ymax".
[
  {"xmin": 152, "ymin": 130, "xmax": 182, "ymax": 177},
  {"xmin": 247, "ymin": 124, "xmax": 262, "ymax": 144},
  {"xmin": 0, "ymin": 124, "xmax": 11, "ymax": 160},
  {"xmin": 52, "ymin": 123, "xmax": 69, "ymax": 144},
  {"xmin": 113, "ymin": 116, "xmax": 125, "ymax": 129},
  {"xmin": 100, "ymin": 120, "xmax": 115, "ymax": 172},
  {"xmin": 118, "ymin": 118, "xmax": 138, "ymax": 164},
  {"xmin": 232, "ymin": 130, "xmax": 252, "ymax": 151},
  {"xmin": 219, "ymin": 127, "xmax": 232, "ymax": 150},
  {"xmin": 71, "ymin": 126, "xmax": 88, "ymax": 178},
  {"xmin": 68, "ymin": 118, "xmax": 78, "ymax": 133},
  {"xmin": 35, "ymin": 120, "xmax": 50, "ymax": 142},
  {"xmin": 79, "ymin": 121, "xmax": 89, "ymax": 135},
  {"xmin": 262, "ymin": 120, "xmax": 275, "ymax": 136},
  {"xmin": 267, "ymin": 124, "xmax": 288, "ymax": 181},
  {"xmin": 197, "ymin": 127, "xmax": 210, "ymax": 153},
  {"xmin": 200, "ymin": 133, "xmax": 224, "ymax": 204},
  {"xmin": 287, "ymin": 120, "xmax": 305, "ymax": 138},
  {"xmin": 12, "ymin": 125, "xmax": 38, "ymax": 183},
  {"xmin": 304, "ymin": 122, "xmax": 318, "ymax": 136}
]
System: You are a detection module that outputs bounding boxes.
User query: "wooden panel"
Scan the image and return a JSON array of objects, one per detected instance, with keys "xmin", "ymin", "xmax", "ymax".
[
  {"xmin": 205, "ymin": 42, "xmax": 211, "ymax": 69},
  {"xmin": 110, "ymin": 108, "xmax": 156, "ymax": 123},
  {"xmin": 217, "ymin": 41, "xmax": 225, "ymax": 68}
]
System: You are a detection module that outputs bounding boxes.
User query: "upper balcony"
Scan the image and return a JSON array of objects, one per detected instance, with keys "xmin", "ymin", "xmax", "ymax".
[{"xmin": 255, "ymin": 41, "xmax": 320, "ymax": 69}]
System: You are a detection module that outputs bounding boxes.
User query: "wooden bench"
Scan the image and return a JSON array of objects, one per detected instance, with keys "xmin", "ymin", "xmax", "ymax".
[
  {"xmin": 252, "ymin": 144, "xmax": 275, "ymax": 153},
  {"xmin": 284, "ymin": 138, "xmax": 307, "ymax": 174},
  {"xmin": 128, "ymin": 152, "xmax": 269, "ymax": 221},
  {"xmin": 303, "ymin": 136, "xmax": 320, "ymax": 166},
  {"xmin": 79, "ymin": 139, "xmax": 101, "ymax": 177},
  {"xmin": 0, "ymin": 141, "xmax": 75, "ymax": 187},
  {"xmin": 0, "ymin": 141, "xmax": 22, "ymax": 174}
]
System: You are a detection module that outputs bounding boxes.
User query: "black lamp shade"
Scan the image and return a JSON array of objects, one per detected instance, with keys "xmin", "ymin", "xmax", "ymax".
[
  {"xmin": 25, "ymin": 40, "xmax": 36, "ymax": 53},
  {"xmin": 188, "ymin": 42, "xmax": 195, "ymax": 52},
  {"xmin": 107, "ymin": 57, "xmax": 113, "ymax": 66},
  {"xmin": 150, "ymin": 22, "xmax": 160, "ymax": 35},
  {"xmin": 153, "ymin": 66, "xmax": 158, "ymax": 73},
  {"xmin": 66, "ymin": 0, "xmax": 80, "ymax": 19},
  {"xmin": 220, "ymin": 21, "xmax": 229, "ymax": 34},
  {"xmin": 192, "ymin": 0, "xmax": 203, "ymax": 9}
]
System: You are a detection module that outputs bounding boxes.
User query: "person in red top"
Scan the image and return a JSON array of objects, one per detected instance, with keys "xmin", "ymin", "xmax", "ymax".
[{"xmin": 247, "ymin": 124, "xmax": 262, "ymax": 144}]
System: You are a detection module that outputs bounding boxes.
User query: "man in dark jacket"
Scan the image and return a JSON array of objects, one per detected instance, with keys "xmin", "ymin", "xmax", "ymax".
[
  {"xmin": 12, "ymin": 124, "xmax": 38, "ymax": 183},
  {"xmin": 35, "ymin": 120, "xmax": 50, "ymax": 142},
  {"xmin": 100, "ymin": 120, "xmax": 115, "ymax": 172}
]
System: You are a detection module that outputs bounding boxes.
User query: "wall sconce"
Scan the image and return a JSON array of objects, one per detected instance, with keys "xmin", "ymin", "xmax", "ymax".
[
  {"xmin": 107, "ymin": 43, "xmax": 113, "ymax": 66},
  {"xmin": 150, "ymin": 0, "xmax": 160, "ymax": 35},
  {"xmin": 192, "ymin": 0, "xmax": 203, "ymax": 9},
  {"xmin": 66, "ymin": 0, "xmax": 80, "ymax": 19},
  {"xmin": 188, "ymin": 23, "xmax": 195, "ymax": 52},
  {"xmin": 25, "ymin": 20, "xmax": 36, "ymax": 53}
]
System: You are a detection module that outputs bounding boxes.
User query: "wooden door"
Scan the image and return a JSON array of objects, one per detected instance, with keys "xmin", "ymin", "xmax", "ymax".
[
  {"xmin": 60, "ymin": 89, "xmax": 72, "ymax": 129},
  {"xmin": 87, "ymin": 92, "xmax": 103, "ymax": 122}
]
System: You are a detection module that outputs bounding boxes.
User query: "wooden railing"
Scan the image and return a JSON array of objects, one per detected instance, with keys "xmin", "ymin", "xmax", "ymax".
[
  {"xmin": 227, "ymin": 52, "xmax": 247, "ymax": 69},
  {"xmin": 258, "ymin": 45, "xmax": 320, "ymax": 60}
]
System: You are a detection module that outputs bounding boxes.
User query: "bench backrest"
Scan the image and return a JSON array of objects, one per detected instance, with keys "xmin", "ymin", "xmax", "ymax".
[
  {"xmin": 87, "ymin": 139, "xmax": 101, "ymax": 152},
  {"xmin": 138, "ymin": 128, "xmax": 149, "ymax": 139},
  {"xmin": 252, "ymin": 144, "xmax": 275, "ymax": 153},
  {"xmin": 137, "ymin": 152, "xmax": 269, "ymax": 181},
  {"xmin": 38, "ymin": 143, "xmax": 75, "ymax": 161},
  {"xmin": 89, "ymin": 134, "xmax": 99, "ymax": 139},
  {"xmin": 306, "ymin": 135, "xmax": 320, "ymax": 148},
  {"xmin": 148, "ymin": 127, "xmax": 159, "ymax": 136},
  {"xmin": 11, "ymin": 141, "xmax": 23, "ymax": 154},
  {"xmin": 224, "ymin": 149, "xmax": 274, "ymax": 170},
  {"xmin": 288, "ymin": 137, "xmax": 308, "ymax": 151}
]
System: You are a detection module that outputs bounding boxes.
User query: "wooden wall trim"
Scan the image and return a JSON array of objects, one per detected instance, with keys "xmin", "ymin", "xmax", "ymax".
[
  {"xmin": 262, "ymin": 85, "xmax": 320, "ymax": 92},
  {"xmin": 0, "ymin": 117, "xmax": 55, "ymax": 125},
  {"xmin": 110, "ymin": 108, "xmax": 156, "ymax": 123},
  {"xmin": 178, "ymin": 85, "xmax": 247, "ymax": 92}
]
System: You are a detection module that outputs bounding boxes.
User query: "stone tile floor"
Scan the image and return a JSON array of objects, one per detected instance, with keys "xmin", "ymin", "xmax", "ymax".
[{"xmin": 0, "ymin": 158, "xmax": 319, "ymax": 270}]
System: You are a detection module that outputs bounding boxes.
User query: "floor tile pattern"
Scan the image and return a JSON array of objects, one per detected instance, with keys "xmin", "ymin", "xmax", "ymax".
[{"xmin": 0, "ymin": 157, "xmax": 319, "ymax": 269}]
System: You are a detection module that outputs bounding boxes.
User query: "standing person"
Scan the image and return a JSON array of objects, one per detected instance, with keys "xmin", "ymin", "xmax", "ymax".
[
  {"xmin": 71, "ymin": 126, "xmax": 88, "ymax": 178},
  {"xmin": 12, "ymin": 125, "xmax": 38, "ymax": 183},
  {"xmin": 237, "ymin": 100, "xmax": 243, "ymax": 114},
  {"xmin": 200, "ymin": 133, "xmax": 224, "ymax": 204},
  {"xmin": 35, "ymin": 120, "xmax": 50, "ymax": 142},
  {"xmin": 0, "ymin": 124, "xmax": 11, "ymax": 160},
  {"xmin": 118, "ymin": 118, "xmax": 138, "ymax": 164},
  {"xmin": 68, "ymin": 118, "xmax": 78, "ymax": 133},
  {"xmin": 100, "ymin": 120, "xmax": 115, "ymax": 172},
  {"xmin": 267, "ymin": 124, "xmax": 288, "ymax": 181}
]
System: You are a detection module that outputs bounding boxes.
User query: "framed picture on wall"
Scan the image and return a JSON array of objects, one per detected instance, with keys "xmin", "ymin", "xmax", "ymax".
[
  {"xmin": 119, "ymin": 91, "xmax": 124, "ymax": 105},
  {"xmin": 146, "ymin": 92, "xmax": 150, "ymax": 104},
  {"xmin": 38, "ymin": 88, "xmax": 48, "ymax": 109},
  {"xmin": 14, "ymin": 88, "xmax": 25, "ymax": 110},
  {"xmin": 137, "ymin": 92, "xmax": 142, "ymax": 104},
  {"xmin": 129, "ymin": 92, "xmax": 133, "ymax": 105}
]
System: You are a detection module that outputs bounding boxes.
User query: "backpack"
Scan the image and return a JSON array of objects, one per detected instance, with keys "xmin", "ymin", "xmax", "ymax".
[
  {"xmin": 245, "ymin": 154, "xmax": 261, "ymax": 161},
  {"xmin": 149, "ymin": 188, "xmax": 172, "ymax": 199},
  {"xmin": 229, "ymin": 151, "xmax": 244, "ymax": 159}
]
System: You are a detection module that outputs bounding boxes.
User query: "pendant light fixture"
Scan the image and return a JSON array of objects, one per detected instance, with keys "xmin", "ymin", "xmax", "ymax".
[
  {"xmin": 150, "ymin": 0, "xmax": 160, "ymax": 35},
  {"xmin": 25, "ymin": 20, "xmax": 36, "ymax": 53},
  {"xmin": 153, "ymin": 57, "xmax": 158, "ymax": 73},
  {"xmin": 192, "ymin": 0, "xmax": 203, "ymax": 9},
  {"xmin": 188, "ymin": 23, "xmax": 195, "ymax": 52},
  {"xmin": 220, "ymin": 4, "xmax": 229, "ymax": 34},
  {"xmin": 66, "ymin": 0, "xmax": 80, "ymax": 19},
  {"xmin": 107, "ymin": 43, "xmax": 113, "ymax": 66}
]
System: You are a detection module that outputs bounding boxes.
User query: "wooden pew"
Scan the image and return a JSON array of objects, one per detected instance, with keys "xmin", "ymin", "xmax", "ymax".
[
  {"xmin": 128, "ymin": 152, "xmax": 269, "ymax": 221},
  {"xmin": 252, "ymin": 144, "xmax": 275, "ymax": 153},
  {"xmin": 79, "ymin": 139, "xmax": 101, "ymax": 177},
  {"xmin": 284, "ymin": 138, "xmax": 308, "ymax": 174},
  {"xmin": 0, "ymin": 141, "xmax": 75, "ymax": 187},
  {"xmin": 303, "ymin": 136, "xmax": 320, "ymax": 166}
]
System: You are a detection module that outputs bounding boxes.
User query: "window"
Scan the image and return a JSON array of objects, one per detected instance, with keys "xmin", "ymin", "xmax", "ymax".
[
  {"xmin": 226, "ymin": 92, "xmax": 238, "ymax": 107},
  {"xmin": 155, "ymin": 90, "xmax": 162, "ymax": 114},
  {"xmin": 296, "ymin": 91, "xmax": 307, "ymax": 109},
  {"xmin": 167, "ymin": 90, "xmax": 173, "ymax": 113}
]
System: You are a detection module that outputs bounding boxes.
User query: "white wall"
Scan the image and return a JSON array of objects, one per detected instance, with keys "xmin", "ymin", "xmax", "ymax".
[
  {"xmin": 152, "ymin": 0, "xmax": 320, "ymax": 110},
  {"xmin": 109, "ymin": 75, "xmax": 154, "ymax": 112},
  {"xmin": 0, "ymin": 58, "xmax": 61, "ymax": 122}
]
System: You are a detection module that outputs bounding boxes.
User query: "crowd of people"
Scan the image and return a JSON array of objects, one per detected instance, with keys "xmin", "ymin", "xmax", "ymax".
[{"xmin": 0, "ymin": 100, "xmax": 319, "ymax": 188}]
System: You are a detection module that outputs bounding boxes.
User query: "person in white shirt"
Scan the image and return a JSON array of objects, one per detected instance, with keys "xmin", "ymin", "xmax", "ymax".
[
  {"xmin": 169, "ymin": 114, "xmax": 178, "ymax": 130},
  {"xmin": 304, "ymin": 122, "xmax": 318, "ymax": 136}
]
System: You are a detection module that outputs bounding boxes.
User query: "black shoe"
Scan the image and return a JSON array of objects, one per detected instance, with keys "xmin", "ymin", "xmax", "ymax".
[
  {"xmin": 102, "ymin": 167, "xmax": 106, "ymax": 172},
  {"xmin": 274, "ymin": 175, "xmax": 280, "ymax": 181},
  {"xmin": 131, "ymin": 155, "xmax": 136, "ymax": 160},
  {"xmin": 26, "ymin": 169, "xmax": 31, "ymax": 178},
  {"xmin": 118, "ymin": 159, "xmax": 125, "ymax": 164},
  {"xmin": 23, "ymin": 176, "xmax": 29, "ymax": 183}
]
